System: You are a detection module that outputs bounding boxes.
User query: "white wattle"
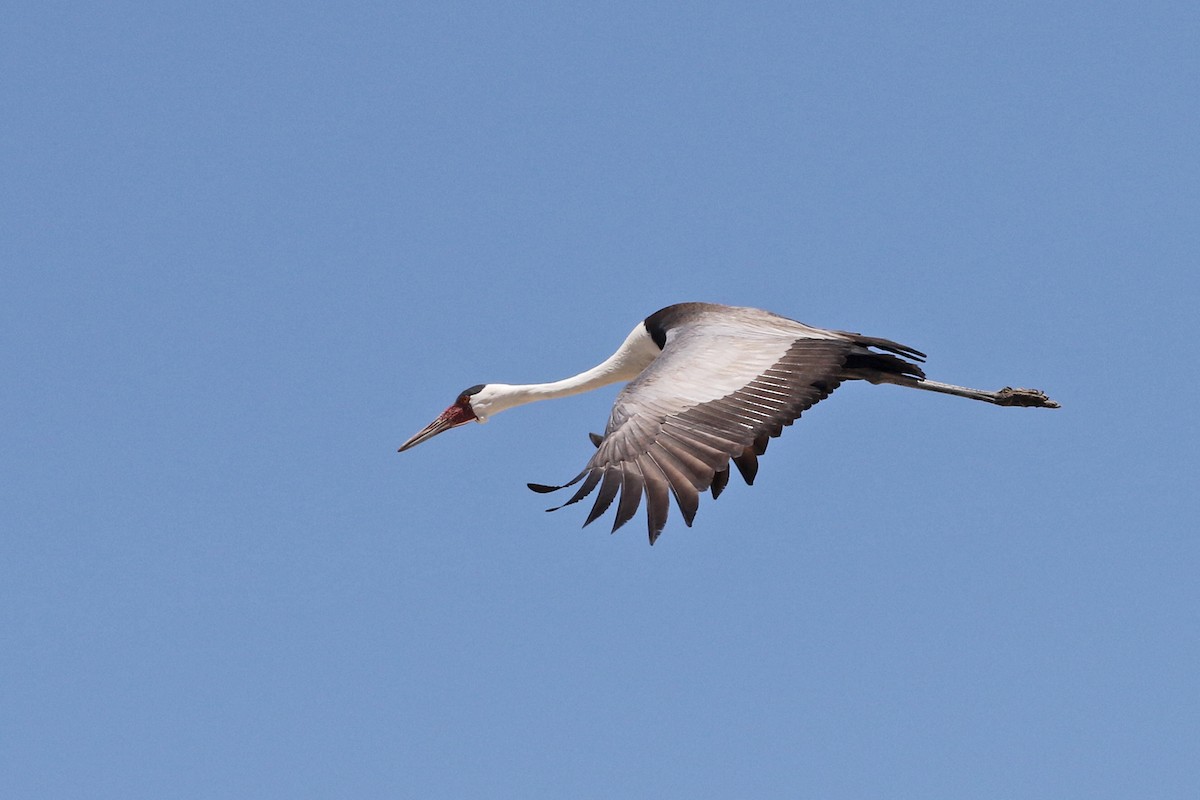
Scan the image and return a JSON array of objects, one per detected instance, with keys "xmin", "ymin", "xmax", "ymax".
[{"xmin": 469, "ymin": 322, "xmax": 661, "ymax": 421}]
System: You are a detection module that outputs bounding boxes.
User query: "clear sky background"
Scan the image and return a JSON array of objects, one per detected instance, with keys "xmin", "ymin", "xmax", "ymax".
[{"xmin": 3, "ymin": 2, "xmax": 1197, "ymax": 798}]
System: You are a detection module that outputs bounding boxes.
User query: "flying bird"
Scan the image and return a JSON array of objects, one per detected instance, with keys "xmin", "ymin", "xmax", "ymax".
[{"xmin": 399, "ymin": 302, "xmax": 1058, "ymax": 543}]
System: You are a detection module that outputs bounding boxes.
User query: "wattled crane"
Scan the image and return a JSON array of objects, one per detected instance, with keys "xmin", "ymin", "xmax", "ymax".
[{"xmin": 399, "ymin": 302, "xmax": 1058, "ymax": 543}]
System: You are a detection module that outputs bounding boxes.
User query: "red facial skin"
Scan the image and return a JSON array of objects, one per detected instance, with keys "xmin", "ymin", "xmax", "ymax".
[
  {"xmin": 398, "ymin": 393, "xmax": 478, "ymax": 452},
  {"xmin": 445, "ymin": 395, "xmax": 478, "ymax": 425}
]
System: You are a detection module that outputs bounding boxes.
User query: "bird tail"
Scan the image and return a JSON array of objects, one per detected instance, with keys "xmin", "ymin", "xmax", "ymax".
[{"xmin": 838, "ymin": 332, "xmax": 927, "ymax": 383}]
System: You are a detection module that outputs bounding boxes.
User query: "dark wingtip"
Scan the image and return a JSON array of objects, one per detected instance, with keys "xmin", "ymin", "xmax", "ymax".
[
  {"xmin": 528, "ymin": 482, "xmax": 562, "ymax": 493},
  {"xmin": 711, "ymin": 466, "xmax": 730, "ymax": 498}
]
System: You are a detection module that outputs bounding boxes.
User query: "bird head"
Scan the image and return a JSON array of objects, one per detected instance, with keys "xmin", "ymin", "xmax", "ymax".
[{"xmin": 398, "ymin": 384, "xmax": 486, "ymax": 452}]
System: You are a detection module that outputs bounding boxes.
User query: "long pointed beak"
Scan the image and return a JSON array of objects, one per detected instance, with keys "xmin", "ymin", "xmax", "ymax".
[{"xmin": 398, "ymin": 413, "xmax": 456, "ymax": 452}]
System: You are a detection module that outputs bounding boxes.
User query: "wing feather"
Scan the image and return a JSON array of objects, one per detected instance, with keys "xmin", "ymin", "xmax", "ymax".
[
  {"xmin": 652, "ymin": 439, "xmax": 712, "ymax": 488},
  {"xmin": 710, "ymin": 466, "xmax": 730, "ymax": 498},
  {"xmin": 732, "ymin": 448, "xmax": 759, "ymax": 485},
  {"xmin": 584, "ymin": 469, "xmax": 622, "ymax": 527},
  {"xmin": 612, "ymin": 462, "xmax": 645, "ymax": 533},
  {"xmin": 548, "ymin": 468, "xmax": 602, "ymax": 511},
  {"xmin": 639, "ymin": 454, "xmax": 673, "ymax": 540}
]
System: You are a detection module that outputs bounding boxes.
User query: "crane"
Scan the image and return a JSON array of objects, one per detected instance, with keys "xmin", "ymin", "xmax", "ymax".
[{"xmin": 399, "ymin": 302, "xmax": 1058, "ymax": 543}]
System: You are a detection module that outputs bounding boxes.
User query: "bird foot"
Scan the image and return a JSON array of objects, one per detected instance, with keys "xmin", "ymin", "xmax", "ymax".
[{"xmin": 994, "ymin": 387, "xmax": 1060, "ymax": 409}]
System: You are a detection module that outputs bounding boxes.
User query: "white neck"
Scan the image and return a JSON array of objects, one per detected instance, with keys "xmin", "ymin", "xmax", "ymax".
[{"xmin": 469, "ymin": 322, "xmax": 661, "ymax": 421}]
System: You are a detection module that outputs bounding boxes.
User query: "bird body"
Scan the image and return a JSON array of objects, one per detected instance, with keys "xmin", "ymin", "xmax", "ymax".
[{"xmin": 400, "ymin": 303, "xmax": 1057, "ymax": 543}]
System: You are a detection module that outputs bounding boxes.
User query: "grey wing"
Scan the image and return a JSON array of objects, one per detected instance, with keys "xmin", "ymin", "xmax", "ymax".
[{"xmin": 531, "ymin": 321, "xmax": 871, "ymax": 543}]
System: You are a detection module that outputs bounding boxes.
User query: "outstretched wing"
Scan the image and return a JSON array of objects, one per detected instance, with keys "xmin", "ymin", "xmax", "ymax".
[{"xmin": 530, "ymin": 310, "xmax": 922, "ymax": 543}]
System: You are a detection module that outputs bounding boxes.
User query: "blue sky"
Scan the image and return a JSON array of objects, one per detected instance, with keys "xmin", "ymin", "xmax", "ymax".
[{"xmin": 3, "ymin": 2, "xmax": 1197, "ymax": 797}]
